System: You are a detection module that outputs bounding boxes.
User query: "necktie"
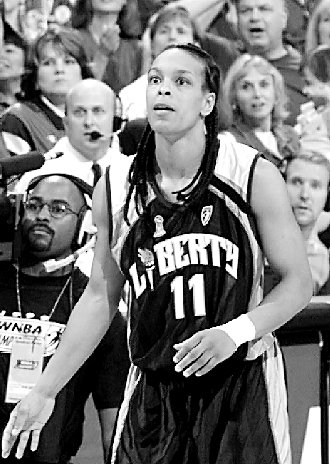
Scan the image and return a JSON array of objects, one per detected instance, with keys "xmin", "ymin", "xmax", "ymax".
[{"xmin": 92, "ymin": 163, "xmax": 102, "ymax": 187}]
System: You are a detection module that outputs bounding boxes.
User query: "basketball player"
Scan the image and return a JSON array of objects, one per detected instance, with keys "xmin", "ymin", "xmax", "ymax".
[{"xmin": 2, "ymin": 44, "xmax": 312, "ymax": 463}]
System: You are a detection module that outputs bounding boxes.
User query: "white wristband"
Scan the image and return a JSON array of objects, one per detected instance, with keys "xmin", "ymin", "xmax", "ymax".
[{"xmin": 219, "ymin": 314, "xmax": 256, "ymax": 349}]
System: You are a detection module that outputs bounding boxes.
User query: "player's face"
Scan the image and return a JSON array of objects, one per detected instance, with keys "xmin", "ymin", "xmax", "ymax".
[
  {"xmin": 146, "ymin": 48, "xmax": 214, "ymax": 139},
  {"xmin": 23, "ymin": 177, "xmax": 84, "ymax": 260},
  {"xmin": 318, "ymin": 7, "xmax": 330, "ymax": 46},
  {"xmin": 234, "ymin": 67, "xmax": 275, "ymax": 129},
  {"xmin": 236, "ymin": 0, "xmax": 287, "ymax": 55},
  {"xmin": 151, "ymin": 16, "xmax": 195, "ymax": 59},
  {"xmin": 286, "ymin": 159, "xmax": 329, "ymax": 230}
]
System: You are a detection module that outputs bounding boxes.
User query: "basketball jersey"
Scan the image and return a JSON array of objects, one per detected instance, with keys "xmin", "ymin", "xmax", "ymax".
[{"xmin": 110, "ymin": 132, "xmax": 273, "ymax": 372}]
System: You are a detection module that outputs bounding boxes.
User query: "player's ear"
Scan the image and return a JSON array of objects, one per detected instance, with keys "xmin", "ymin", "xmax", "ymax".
[{"xmin": 201, "ymin": 92, "xmax": 216, "ymax": 118}]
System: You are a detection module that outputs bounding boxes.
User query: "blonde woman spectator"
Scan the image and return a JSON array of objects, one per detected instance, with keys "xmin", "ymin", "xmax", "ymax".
[{"xmin": 223, "ymin": 54, "xmax": 300, "ymax": 167}]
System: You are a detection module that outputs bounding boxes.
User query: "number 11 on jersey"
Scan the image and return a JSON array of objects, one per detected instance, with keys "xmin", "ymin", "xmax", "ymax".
[{"xmin": 171, "ymin": 273, "xmax": 206, "ymax": 319}]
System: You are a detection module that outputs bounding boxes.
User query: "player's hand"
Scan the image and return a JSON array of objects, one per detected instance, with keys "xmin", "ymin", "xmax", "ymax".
[
  {"xmin": 1, "ymin": 391, "xmax": 55, "ymax": 459},
  {"xmin": 173, "ymin": 327, "xmax": 237, "ymax": 377}
]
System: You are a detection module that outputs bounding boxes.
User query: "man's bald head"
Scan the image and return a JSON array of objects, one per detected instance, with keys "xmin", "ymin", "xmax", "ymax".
[
  {"xmin": 63, "ymin": 78, "xmax": 117, "ymax": 161},
  {"xmin": 65, "ymin": 78, "xmax": 115, "ymax": 113}
]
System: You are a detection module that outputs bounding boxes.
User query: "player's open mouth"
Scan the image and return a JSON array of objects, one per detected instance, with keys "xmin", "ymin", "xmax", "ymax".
[{"xmin": 154, "ymin": 103, "xmax": 175, "ymax": 111}]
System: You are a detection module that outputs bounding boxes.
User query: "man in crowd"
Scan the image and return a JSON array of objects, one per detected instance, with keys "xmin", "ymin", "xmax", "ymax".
[
  {"xmin": 284, "ymin": 151, "xmax": 330, "ymax": 294},
  {"xmin": 17, "ymin": 78, "xmax": 122, "ymax": 191},
  {"xmin": 265, "ymin": 150, "xmax": 330, "ymax": 295},
  {"xmin": 0, "ymin": 174, "xmax": 129, "ymax": 463}
]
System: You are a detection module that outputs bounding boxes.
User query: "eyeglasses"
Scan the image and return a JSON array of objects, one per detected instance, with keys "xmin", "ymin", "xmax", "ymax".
[{"xmin": 25, "ymin": 199, "xmax": 81, "ymax": 219}]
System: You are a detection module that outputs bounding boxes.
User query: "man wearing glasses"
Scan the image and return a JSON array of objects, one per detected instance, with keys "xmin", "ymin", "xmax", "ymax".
[{"xmin": 0, "ymin": 174, "xmax": 129, "ymax": 464}]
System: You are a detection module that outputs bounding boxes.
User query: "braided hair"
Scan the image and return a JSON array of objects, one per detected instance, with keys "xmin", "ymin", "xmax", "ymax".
[{"xmin": 123, "ymin": 43, "xmax": 223, "ymax": 225}]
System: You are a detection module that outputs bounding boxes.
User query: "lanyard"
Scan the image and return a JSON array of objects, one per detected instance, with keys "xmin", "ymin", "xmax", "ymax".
[{"xmin": 15, "ymin": 266, "xmax": 73, "ymax": 321}]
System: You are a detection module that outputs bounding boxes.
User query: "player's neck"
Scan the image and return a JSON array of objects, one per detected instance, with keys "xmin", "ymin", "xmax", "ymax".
[{"xmin": 154, "ymin": 128, "xmax": 206, "ymax": 180}]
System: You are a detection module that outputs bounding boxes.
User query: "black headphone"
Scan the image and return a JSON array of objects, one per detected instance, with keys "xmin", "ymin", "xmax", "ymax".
[
  {"xmin": 26, "ymin": 173, "xmax": 94, "ymax": 250},
  {"xmin": 113, "ymin": 94, "xmax": 127, "ymax": 132}
]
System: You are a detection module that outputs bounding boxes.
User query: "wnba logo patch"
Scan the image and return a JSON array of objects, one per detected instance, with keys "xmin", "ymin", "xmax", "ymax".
[{"xmin": 201, "ymin": 206, "xmax": 213, "ymax": 226}]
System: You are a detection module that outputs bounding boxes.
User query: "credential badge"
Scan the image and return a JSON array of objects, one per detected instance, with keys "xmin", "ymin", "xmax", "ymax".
[
  {"xmin": 201, "ymin": 205, "xmax": 213, "ymax": 226},
  {"xmin": 153, "ymin": 215, "xmax": 166, "ymax": 238}
]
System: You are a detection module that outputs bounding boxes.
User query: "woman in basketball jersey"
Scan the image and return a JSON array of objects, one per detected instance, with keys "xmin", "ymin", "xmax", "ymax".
[{"xmin": 2, "ymin": 44, "xmax": 312, "ymax": 464}]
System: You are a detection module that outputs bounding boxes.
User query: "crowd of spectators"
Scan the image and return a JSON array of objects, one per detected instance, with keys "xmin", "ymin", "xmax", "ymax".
[{"xmin": 1, "ymin": 0, "xmax": 330, "ymax": 462}]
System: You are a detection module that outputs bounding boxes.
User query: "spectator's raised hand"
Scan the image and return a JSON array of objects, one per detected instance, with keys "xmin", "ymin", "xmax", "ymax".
[{"xmin": 99, "ymin": 24, "xmax": 121, "ymax": 55}]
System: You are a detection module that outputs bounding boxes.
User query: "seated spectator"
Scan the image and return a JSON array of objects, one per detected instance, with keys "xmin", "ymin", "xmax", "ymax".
[
  {"xmin": 223, "ymin": 54, "xmax": 300, "ymax": 167},
  {"xmin": 0, "ymin": 173, "xmax": 130, "ymax": 464},
  {"xmin": 0, "ymin": 22, "xmax": 27, "ymax": 113},
  {"xmin": 283, "ymin": 151, "xmax": 330, "ymax": 295},
  {"xmin": 235, "ymin": 0, "xmax": 308, "ymax": 126},
  {"xmin": 0, "ymin": 28, "xmax": 94, "ymax": 157},
  {"xmin": 71, "ymin": 0, "xmax": 143, "ymax": 93}
]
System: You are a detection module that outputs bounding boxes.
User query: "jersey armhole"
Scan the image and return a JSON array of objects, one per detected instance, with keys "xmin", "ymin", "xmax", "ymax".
[
  {"xmin": 247, "ymin": 152, "xmax": 262, "ymax": 205},
  {"xmin": 105, "ymin": 166, "xmax": 113, "ymax": 250}
]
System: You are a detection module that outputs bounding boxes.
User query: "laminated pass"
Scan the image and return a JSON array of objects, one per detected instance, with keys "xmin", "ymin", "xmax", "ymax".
[{"xmin": 0, "ymin": 315, "xmax": 65, "ymax": 403}]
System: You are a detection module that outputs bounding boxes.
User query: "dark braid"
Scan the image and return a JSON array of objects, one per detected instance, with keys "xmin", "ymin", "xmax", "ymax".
[
  {"xmin": 124, "ymin": 123, "xmax": 154, "ymax": 223},
  {"xmin": 123, "ymin": 43, "xmax": 221, "ymax": 225}
]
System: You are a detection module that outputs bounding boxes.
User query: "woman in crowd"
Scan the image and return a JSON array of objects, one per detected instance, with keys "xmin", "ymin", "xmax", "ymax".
[
  {"xmin": 0, "ymin": 28, "xmax": 93, "ymax": 156},
  {"xmin": 0, "ymin": 22, "xmax": 27, "ymax": 113},
  {"xmin": 2, "ymin": 43, "xmax": 312, "ymax": 464},
  {"xmin": 71, "ymin": 0, "xmax": 143, "ymax": 94},
  {"xmin": 223, "ymin": 54, "xmax": 300, "ymax": 168},
  {"xmin": 305, "ymin": 0, "xmax": 330, "ymax": 55}
]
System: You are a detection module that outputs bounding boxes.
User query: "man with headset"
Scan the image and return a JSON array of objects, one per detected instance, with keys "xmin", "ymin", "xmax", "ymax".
[
  {"xmin": 0, "ymin": 173, "xmax": 129, "ymax": 464},
  {"xmin": 17, "ymin": 78, "xmax": 124, "ymax": 192}
]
